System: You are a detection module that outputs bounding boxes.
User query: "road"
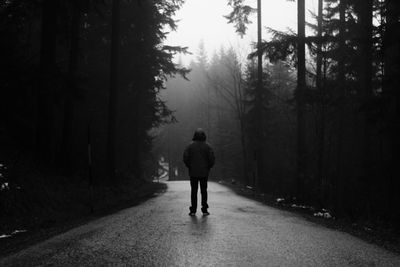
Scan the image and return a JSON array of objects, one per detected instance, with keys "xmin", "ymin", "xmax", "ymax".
[{"xmin": 1, "ymin": 181, "xmax": 400, "ymax": 266}]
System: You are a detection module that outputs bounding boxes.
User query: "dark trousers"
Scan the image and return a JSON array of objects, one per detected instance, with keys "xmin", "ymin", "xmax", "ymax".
[{"xmin": 190, "ymin": 177, "xmax": 208, "ymax": 212}]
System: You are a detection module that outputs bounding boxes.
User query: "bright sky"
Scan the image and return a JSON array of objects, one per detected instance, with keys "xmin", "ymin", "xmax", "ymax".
[{"xmin": 166, "ymin": 0, "xmax": 319, "ymax": 65}]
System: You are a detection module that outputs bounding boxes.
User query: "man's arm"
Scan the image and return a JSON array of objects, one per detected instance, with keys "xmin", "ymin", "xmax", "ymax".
[
  {"xmin": 208, "ymin": 146, "xmax": 215, "ymax": 168},
  {"xmin": 183, "ymin": 146, "xmax": 190, "ymax": 168}
]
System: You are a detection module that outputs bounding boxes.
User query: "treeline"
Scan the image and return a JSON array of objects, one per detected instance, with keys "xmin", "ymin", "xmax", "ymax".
[
  {"xmin": 155, "ymin": 45, "xmax": 297, "ymax": 188},
  {"xmin": 259, "ymin": 0, "xmax": 400, "ymax": 223},
  {"xmin": 0, "ymin": 0, "xmax": 186, "ymax": 183},
  {"xmin": 252, "ymin": 0, "xmax": 400, "ymax": 223}
]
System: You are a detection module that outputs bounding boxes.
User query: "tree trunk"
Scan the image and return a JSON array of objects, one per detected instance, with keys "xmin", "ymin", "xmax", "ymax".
[
  {"xmin": 383, "ymin": 0, "xmax": 400, "ymax": 221},
  {"xmin": 60, "ymin": 0, "xmax": 81, "ymax": 174},
  {"xmin": 316, "ymin": 0, "xmax": 325, "ymax": 205},
  {"xmin": 335, "ymin": 0, "xmax": 347, "ymax": 216},
  {"xmin": 36, "ymin": 0, "xmax": 58, "ymax": 164},
  {"xmin": 107, "ymin": 0, "xmax": 121, "ymax": 182},
  {"xmin": 239, "ymin": 118, "xmax": 249, "ymax": 184},
  {"xmin": 357, "ymin": 0, "xmax": 373, "ymax": 217},
  {"xmin": 297, "ymin": 0, "xmax": 307, "ymax": 200},
  {"xmin": 237, "ymin": 81, "xmax": 249, "ymax": 185},
  {"xmin": 255, "ymin": 0, "xmax": 264, "ymax": 190}
]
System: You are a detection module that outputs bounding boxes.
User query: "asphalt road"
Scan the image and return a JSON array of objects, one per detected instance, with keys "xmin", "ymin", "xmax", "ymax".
[{"xmin": 1, "ymin": 181, "xmax": 400, "ymax": 266}]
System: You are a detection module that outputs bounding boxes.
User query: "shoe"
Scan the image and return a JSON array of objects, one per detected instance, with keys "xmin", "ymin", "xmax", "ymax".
[
  {"xmin": 189, "ymin": 212, "xmax": 196, "ymax": 216},
  {"xmin": 202, "ymin": 211, "xmax": 210, "ymax": 216}
]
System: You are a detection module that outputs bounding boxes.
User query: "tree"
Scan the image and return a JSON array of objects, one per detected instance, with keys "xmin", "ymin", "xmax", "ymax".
[
  {"xmin": 333, "ymin": 0, "xmax": 348, "ymax": 214},
  {"xmin": 1, "ymin": 0, "xmax": 187, "ymax": 183},
  {"xmin": 254, "ymin": 0, "xmax": 264, "ymax": 189},
  {"xmin": 107, "ymin": 0, "xmax": 120, "ymax": 181},
  {"xmin": 224, "ymin": 0, "xmax": 256, "ymax": 37},
  {"xmin": 225, "ymin": 0, "xmax": 265, "ymax": 189},
  {"xmin": 60, "ymin": 0, "xmax": 83, "ymax": 174},
  {"xmin": 296, "ymin": 0, "xmax": 307, "ymax": 199},
  {"xmin": 208, "ymin": 48, "xmax": 249, "ymax": 184},
  {"xmin": 315, "ymin": 0, "xmax": 326, "ymax": 204},
  {"xmin": 383, "ymin": 0, "xmax": 400, "ymax": 222},
  {"xmin": 36, "ymin": 0, "xmax": 59, "ymax": 164}
]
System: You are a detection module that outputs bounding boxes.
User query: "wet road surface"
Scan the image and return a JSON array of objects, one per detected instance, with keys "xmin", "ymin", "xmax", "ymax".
[{"xmin": 1, "ymin": 181, "xmax": 400, "ymax": 266}]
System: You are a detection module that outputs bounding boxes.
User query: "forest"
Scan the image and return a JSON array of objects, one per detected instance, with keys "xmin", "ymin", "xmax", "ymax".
[
  {"xmin": 156, "ymin": 0, "xmax": 400, "ymax": 226},
  {"xmin": 1, "ymin": 0, "xmax": 400, "ymax": 238},
  {"xmin": 0, "ymin": 0, "xmax": 188, "ymax": 234}
]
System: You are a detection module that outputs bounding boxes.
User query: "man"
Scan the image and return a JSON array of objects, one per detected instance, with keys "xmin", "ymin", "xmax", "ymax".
[{"xmin": 183, "ymin": 128, "xmax": 215, "ymax": 216}]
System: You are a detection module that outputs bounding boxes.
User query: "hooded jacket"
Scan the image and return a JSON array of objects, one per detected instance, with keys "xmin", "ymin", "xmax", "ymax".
[{"xmin": 183, "ymin": 129, "xmax": 215, "ymax": 178}]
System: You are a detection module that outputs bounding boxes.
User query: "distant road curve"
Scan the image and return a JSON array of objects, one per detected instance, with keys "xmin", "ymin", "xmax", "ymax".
[{"xmin": 1, "ymin": 181, "xmax": 400, "ymax": 266}]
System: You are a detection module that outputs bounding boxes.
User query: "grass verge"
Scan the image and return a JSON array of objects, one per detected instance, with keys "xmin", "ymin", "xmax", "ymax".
[
  {"xmin": 0, "ymin": 179, "xmax": 167, "ymax": 257},
  {"xmin": 217, "ymin": 179, "xmax": 400, "ymax": 255}
]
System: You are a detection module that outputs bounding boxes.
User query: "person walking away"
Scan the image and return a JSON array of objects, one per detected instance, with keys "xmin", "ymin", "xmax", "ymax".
[{"xmin": 183, "ymin": 128, "xmax": 215, "ymax": 216}]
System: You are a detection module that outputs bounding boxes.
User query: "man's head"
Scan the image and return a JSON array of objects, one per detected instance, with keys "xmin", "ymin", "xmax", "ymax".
[{"xmin": 192, "ymin": 128, "xmax": 206, "ymax": 142}]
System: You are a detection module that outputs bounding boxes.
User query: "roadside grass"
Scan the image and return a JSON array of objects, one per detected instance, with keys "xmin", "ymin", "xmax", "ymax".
[
  {"xmin": 217, "ymin": 179, "xmax": 400, "ymax": 255},
  {"xmin": 0, "ymin": 176, "xmax": 166, "ymax": 257},
  {"xmin": 0, "ymin": 142, "xmax": 167, "ymax": 258}
]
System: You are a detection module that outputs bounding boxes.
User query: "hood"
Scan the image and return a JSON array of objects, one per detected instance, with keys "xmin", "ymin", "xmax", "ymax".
[{"xmin": 192, "ymin": 128, "xmax": 206, "ymax": 142}]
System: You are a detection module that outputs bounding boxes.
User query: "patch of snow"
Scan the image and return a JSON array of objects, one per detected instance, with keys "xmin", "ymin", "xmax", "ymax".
[
  {"xmin": 291, "ymin": 204, "xmax": 311, "ymax": 209},
  {"xmin": 313, "ymin": 211, "xmax": 334, "ymax": 219},
  {"xmin": 0, "ymin": 230, "xmax": 27, "ymax": 239},
  {"xmin": 1, "ymin": 182, "xmax": 9, "ymax": 191},
  {"xmin": 11, "ymin": 229, "xmax": 27, "ymax": 235}
]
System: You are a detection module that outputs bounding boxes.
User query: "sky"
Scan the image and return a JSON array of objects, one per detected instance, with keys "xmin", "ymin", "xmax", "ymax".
[{"xmin": 166, "ymin": 0, "xmax": 319, "ymax": 65}]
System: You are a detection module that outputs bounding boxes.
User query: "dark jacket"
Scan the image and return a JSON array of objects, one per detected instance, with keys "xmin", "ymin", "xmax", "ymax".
[{"xmin": 183, "ymin": 137, "xmax": 215, "ymax": 178}]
